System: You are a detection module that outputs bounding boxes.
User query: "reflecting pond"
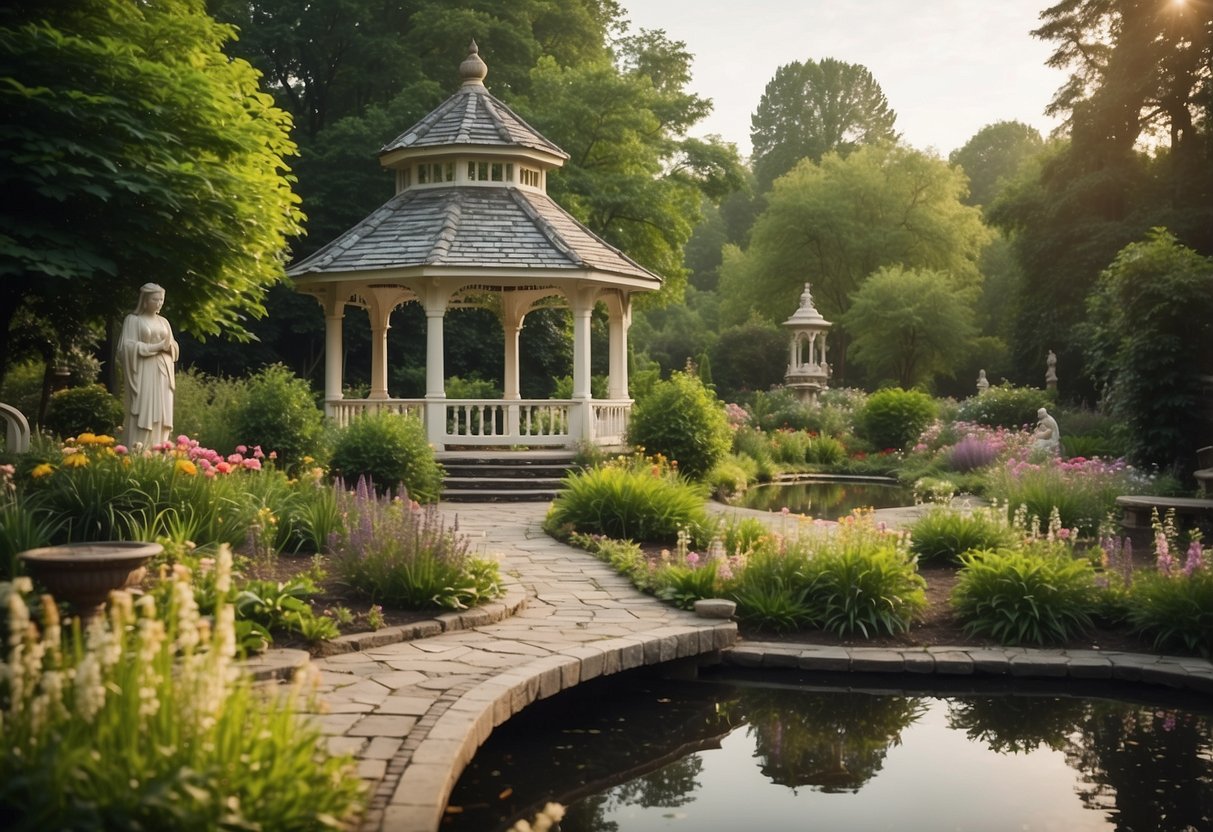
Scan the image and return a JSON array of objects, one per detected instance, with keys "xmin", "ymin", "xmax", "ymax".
[
  {"xmin": 732, "ymin": 479, "xmax": 914, "ymax": 519},
  {"xmin": 443, "ymin": 670, "xmax": 1213, "ymax": 832}
]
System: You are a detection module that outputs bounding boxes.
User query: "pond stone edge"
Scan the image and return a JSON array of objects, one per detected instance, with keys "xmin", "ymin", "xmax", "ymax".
[{"xmin": 725, "ymin": 642, "xmax": 1213, "ymax": 695}]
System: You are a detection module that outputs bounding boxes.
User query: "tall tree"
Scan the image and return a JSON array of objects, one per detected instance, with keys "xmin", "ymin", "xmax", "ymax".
[
  {"xmin": 989, "ymin": 0, "xmax": 1212, "ymax": 389},
  {"xmin": 949, "ymin": 121, "xmax": 1045, "ymax": 209},
  {"xmin": 840, "ymin": 266, "xmax": 979, "ymax": 390},
  {"xmin": 0, "ymin": 0, "xmax": 302, "ymax": 385},
  {"xmin": 1081, "ymin": 228, "xmax": 1213, "ymax": 473},
  {"xmin": 749, "ymin": 57, "xmax": 898, "ymax": 191},
  {"xmin": 717, "ymin": 143, "xmax": 989, "ymax": 382}
]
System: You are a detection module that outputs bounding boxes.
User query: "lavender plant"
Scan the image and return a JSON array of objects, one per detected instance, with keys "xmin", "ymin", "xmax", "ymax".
[{"xmin": 330, "ymin": 477, "xmax": 502, "ymax": 609}]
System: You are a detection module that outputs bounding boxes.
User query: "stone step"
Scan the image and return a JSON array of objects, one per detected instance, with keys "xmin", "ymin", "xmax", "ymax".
[
  {"xmin": 443, "ymin": 476, "xmax": 566, "ymax": 490},
  {"xmin": 442, "ymin": 488, "xmax": 560, "ymax": 503}
]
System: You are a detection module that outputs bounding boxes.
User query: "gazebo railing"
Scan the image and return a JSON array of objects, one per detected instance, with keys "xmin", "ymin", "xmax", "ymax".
[{"xmin": 324, "ymin": 397, "xmax": 632, "ymax": 449}]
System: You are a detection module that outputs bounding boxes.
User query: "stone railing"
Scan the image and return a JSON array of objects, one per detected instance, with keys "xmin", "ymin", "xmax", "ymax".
[{"xmin": 325, "ymin": 398, "xmax": 424, "ymax": 429}]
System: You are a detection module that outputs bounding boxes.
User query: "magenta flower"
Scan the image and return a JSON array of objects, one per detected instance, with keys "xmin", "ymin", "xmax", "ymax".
[{"xmin": 1183, "ymin": 541, "xmax": 1205, "ymax": 577}]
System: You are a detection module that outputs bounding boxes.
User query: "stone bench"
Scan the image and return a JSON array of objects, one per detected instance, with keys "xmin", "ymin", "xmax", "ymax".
[
  {"xmin": 1116, "ymin": 495, "xmax": 1213, "ymax": 532},
  {"xmin": 1196, "ymin": 446, "xmax": 1213, "ymax": 495}
]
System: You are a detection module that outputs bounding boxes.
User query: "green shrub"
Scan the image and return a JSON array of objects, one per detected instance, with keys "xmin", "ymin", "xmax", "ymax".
[
  {"xmin": 731, "ymin": 543, "xmax": 816, "ymax": 632},
  {"xmin": 909, "ymin": 507, "xmax": 1017, "ymax": 565},
  {"xmin": 956, "ymin": 383, "xmax": 1052, "ymax": 429},
  {"xmin": 1126, "ymin": 568, "xmax": 1213, "ymax": 657},
  {"xmin": 42, "ymin": 384, "xmax": 123, "ymax": 439},
  {"xmin": 330, "ymin": 478, "xmax": 502, "ymax": 609},
  {"xmin": 231, "ymin": 365, "xmax": 323, "ymax": 468},
  {"xmin": 172, "ymin": 368, "xmax": 244, "ymax": 453},
  {"xmin": 628, "ymin": 372, "xmax": 732, "ymax": 479},
  {"xmin": 1060, "ymin": 434, "xmax": 1122, "ymax": 459},
  {"xmin": 706, "ymin": 454, "xmax": 752, "ymax": 498},
  {"xmin": 329, "ymin": 412, "xmax": 443, "ymax": 502},
  {"xmin": 544, "ymin": 460, "xmax": 711, "ymax": 544},
  {"xmin": 655, "ymin": 560, "xmax": 723, "ymax": 610},
  {"xmin": 747, "ymin": 388, "xmax": 814, "ymax": 432},
  {"xmin": 769, "ymin": 430, "xmax": 812, "ymax": 465},
  {"xmin": 801, "ymin": 538, "xmax": 926, "ymax": 637},
  {"xmin": 0, "ymin": 360, "xmax": 43, "ymax": 424},
  {"xmin": 806, "ymin": 435, "xmax": 846, "ymax": 465},
  {"xmin": 445, "ymin": 374, "xmax": 503, "ymax": 399},
  {"xmin": 951, "ymin": 548, "xmax": 1100, "ymax": 645},
  {"xmin": 856, "ymin": 388, "xmax": 936, "ymax": 451},
  {"xmin": 985, "ymin": 456, "xmax": 1151, "ymax": 536}
]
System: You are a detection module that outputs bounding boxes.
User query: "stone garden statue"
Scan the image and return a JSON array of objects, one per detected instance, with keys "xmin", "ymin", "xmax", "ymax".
[
  {"xmin": 976, "ymin": 369, "xmax": 989, "ymax": 394},
  {"xmin": 121, "ymin": 283, "xmax": 178, "ymax": 449},
  {"xmin": 1032, "ymin": 407, "xmax": 1060, "ymax": 454},
  {"xmin": 1045, "ymin": 350, "xmax": 1058, "ymax": 390}
]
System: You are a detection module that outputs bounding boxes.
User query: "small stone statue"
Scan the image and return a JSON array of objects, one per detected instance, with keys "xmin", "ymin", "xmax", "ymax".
[
  {"xmin": 1045, "ymin": 350, "xmax": 1058, "ymax": 390},
  {"xmin": 121, "ymin": 283, "xmax": 178, "ymax": 449},
  {"xmin": 976, "ymin": 369, "xmax": 989, "ymax": 394},
  {"xmin": 1032, "ymin": 407, "xmax": 1060, "ymax": 454}
]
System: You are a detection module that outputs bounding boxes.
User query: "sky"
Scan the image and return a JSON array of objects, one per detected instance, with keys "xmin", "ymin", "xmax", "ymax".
[{"xmin": 615, "ymin": 0, "xmax": 1068, "ymax": 159}]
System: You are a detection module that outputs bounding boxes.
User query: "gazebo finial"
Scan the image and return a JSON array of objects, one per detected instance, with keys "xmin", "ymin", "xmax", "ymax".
[{"xmin": 459, "ymin": 39, "xmax": 488, "ymax": 86}]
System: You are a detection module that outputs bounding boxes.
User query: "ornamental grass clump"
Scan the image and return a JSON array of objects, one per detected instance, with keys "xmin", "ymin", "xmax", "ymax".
[
  {"xmin": 945, "ymin": 435, "xmax": 1001, "ymax": 472},
  {"xmin": 799, "ymin": 511, "xmax": 926, "ymax": 637},
  {"xmin": 543, "ymin": 454, "xmax": 711, "ymax": 544},
  {"xmin": 0, "ymin": 547, "xmax": 364, "ymax": 829},
  {"xmin": 330, "ymin": 477, "xmax": 501, "ymax": 609},
  {"xmin": 950, "ymin": 546, "xmax": 1101, "ymax": 645},
  {"xmin": 908, "ymin": 505, "xmax": 1018, "ymax": 565}
]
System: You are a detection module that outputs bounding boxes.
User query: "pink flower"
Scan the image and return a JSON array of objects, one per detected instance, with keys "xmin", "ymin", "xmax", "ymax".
[
  {"xmin": 253, "ymin": 446, "xmax": 265, "ymax": 459},
  {"xmin": 269, "ymin": 451, "xmax": 277, "ymax": 460},
  {"xmin": 241, "ymin": 458, "xmax": 262, "ymax": 471},
  {"xmin": 227, "ymin": 453, "xmax": 242, "ymax": 464},
  {"xmin": 114, "ymin": 444, "xmax": 127, "ymax": 455},
  {"xmin": 1057, "ymin": 528, "xmax": 1071, "ymax": 540},
  {"xmin": 176, "ymin": 434, "xmax": 190, "ymax": 446},
  {"xmin": 235, "ymin": 445, "xmax": 248, "ymax": 454},
  {"xmin": 215, "ymin": 461, "xmax": 232, "ymax": 474}
]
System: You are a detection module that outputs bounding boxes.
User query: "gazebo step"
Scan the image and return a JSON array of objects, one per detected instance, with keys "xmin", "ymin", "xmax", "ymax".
[
  {"xmin": 443, "ymin": 477, "xmax": 566, "ymax": 490},
  {"xmin": 442, "ymin": 488, "xmax": 560, "ymax": 503}
]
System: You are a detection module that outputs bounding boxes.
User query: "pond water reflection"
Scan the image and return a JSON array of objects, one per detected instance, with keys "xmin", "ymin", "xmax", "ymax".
[
  {"xmin": 732, "ymin": 480, "xmax": 914, "ymax": 519},
  {"xmin": 443, "ymin": 671, "xmax": 1213, "ymax": 832}
]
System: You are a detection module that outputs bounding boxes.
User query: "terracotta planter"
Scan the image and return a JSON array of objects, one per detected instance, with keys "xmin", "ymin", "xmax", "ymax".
[{"xmin": 19, "ymin": 541, "xmax": 162, "ymax": 622}]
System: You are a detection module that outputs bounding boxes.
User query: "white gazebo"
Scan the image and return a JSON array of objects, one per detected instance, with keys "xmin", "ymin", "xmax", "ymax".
[
  {"xmin": 289, "ymin": 42, "xmax": 662, "ymax": 451},
  {"xmin": 782, "ymin": 283, "xmax": 832, "ymax": 404}
]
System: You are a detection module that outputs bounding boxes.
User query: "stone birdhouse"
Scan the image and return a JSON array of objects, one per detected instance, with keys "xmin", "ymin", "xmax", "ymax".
[{"xmin": 782, "ymin": 283, "xmax": 832, "ymax": 404}]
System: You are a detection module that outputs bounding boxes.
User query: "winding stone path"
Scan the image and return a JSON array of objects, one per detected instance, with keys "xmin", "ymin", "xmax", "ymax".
[{"xmin": 277, "ymin": 500, "xmax": 1213, "ymax": 832}]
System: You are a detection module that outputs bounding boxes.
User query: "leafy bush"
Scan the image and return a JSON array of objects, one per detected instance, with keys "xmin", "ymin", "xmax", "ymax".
[
  {"xmin": 769, "ymin": 430, "xmax": 813, "ymax": 465},
  {"xmin": 444, "ymin": 374, "xmax": 502, "ymax": 399},
  {"xmin": 731, "ymin": 543, "xmax": 816, "ymax": 632},
  {"xmin": 544, "ymin": 458, "xmax": 711, "ymax": 545},
  {"xmin": 1060, "ymin": 434, "xmax": 1122, "ymax": 459},
  {"xmin": 706, "ymin": 454, "xmax": 753, "ymax": 498},
  {"xmin": 42, "ymin": 384, "xmax": 123, "ymax": 439},
  {"xmin": 951, "ymin": 548, "xmax": 1100, "ymax": 645},
  {"xmin": 330, "ymin": 478, "xmax": 502, "ymax": 609},
  {"xmin": 230, "ymin": 364, "xmax": 324, "ymax": 468},
  {"xmin": 628, "ymin": 372, "xmax": 732, "ymax": 479},
  {"xmin": 856, "ymin": 388, "xmax": 936, "ymax": 451},
  {"xmin": 908, "ymin": 507, "xmax": 1017, "ymax": 565},
  {"xmin": 329, "ymin": 412, "xmax": 443, "ymax": 502},
  {"xmin": 747, "ymin": 388, "xmax": 814, "ymax": 432},
  {"xmin": 956, "ymin": 383, "xmax": 1051, "ymax": 429},
  {"xmin": 172, "ymin": 368, "xmax": 245, "ymax": 454},
  {"xmin": 0, "ymin": 554, "xmax": 364, "ymax": 828}
]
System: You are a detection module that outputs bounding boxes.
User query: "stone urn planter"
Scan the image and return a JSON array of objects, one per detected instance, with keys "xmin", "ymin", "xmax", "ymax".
[{"xmin": 19, "ymin": 541, "xmax": 162, "ymax": 621}]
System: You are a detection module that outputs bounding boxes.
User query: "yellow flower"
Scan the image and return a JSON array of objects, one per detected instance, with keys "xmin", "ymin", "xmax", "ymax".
[
  {"xmin": 76, "ymin": 432, "xmax": 97, "ymax": 445},
  {"xmin": 63, "ymin": 453, "xmax": 89, "ymax": 468},
  {"xmin": 31, "ymin": 463, "xmax": 54, "ymax": 478},
  {"xmin": 93, "ymin": 434, "xmax": 115, "ymax": 447},
  {"xmin": 175, "ymin": 459, "xmax": 198, "ymax": 477}
]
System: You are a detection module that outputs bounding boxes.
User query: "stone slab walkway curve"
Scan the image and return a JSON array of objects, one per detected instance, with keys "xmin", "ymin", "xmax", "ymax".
[
  {"xmin": 290, "ymin": 499, "xmax": 1213, "ymax": 832},
  {"xmin": 306, "ymin": 502, "xmax": 737, "ymax": 832}
]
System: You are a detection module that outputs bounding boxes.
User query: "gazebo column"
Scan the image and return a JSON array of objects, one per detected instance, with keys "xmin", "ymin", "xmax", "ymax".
[
  {"xmin": 366, "ymin": 291, "xmax": 394, "ymax": 401},
  {"xmin": 501, "ymin": 296, "xmax": 527, "ymax": 438},
  {"xmin": 319, "ymin": 287, "xmax": 345, "ymax": 416},
  {"xmin": 603, "ymin": 291, "xmax": 631, "ymax": 400},
  {"xmin": 568, "ymin": 286, "xmax": 597, "ymax": 443},
  {"xmin": 421, "ymin": 281, "xmax": 452, "ymax": 448}
]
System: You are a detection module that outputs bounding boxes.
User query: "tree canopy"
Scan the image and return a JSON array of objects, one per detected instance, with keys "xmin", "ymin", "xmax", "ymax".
[
  {"xmin": 949, "ymin": 121, "xmax": 1045, "ymax": 209},
  {"xmin": 0, "ymin": 0, "xmax": 302, "ymax": 383},
  {"xmin": 841, "ymin": 266, "xmax": 979, "ymax": 390},
  {"xmin": 717, "ymin": 143, "xmax": 989, "ymax": 381},
  {"xmin": 749, "ymin": 57, "xmax": 898, "ymax": 191}
]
